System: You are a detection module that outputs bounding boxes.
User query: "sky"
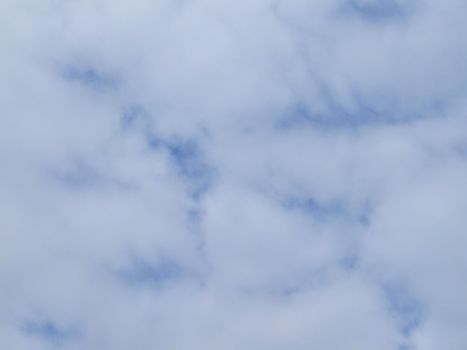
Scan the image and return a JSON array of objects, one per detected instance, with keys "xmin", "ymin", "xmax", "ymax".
[{"xmin": 1, "ymin": 0, "xmax": 467, "ymax": 349}]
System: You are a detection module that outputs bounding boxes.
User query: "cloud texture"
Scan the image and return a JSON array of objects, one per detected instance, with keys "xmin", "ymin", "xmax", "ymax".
[{"xmin": 1, "ymin": 0, "xmax": 467, "ymax": 349}]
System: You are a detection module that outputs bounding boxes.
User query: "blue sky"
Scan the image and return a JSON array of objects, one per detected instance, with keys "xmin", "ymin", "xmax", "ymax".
[{"xmin": 1, "ymin": 0, "xmax": 467, "ymax": 349}]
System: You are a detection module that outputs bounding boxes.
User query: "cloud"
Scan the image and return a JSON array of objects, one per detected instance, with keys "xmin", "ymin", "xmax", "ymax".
[{"xmin": 1, "ymin": 0, "xmax": 467, "ymax": 349}]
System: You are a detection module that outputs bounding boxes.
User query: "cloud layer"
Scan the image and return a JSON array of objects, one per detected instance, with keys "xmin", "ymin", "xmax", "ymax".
[{"xmin": 1, "ymin": 0, "xmax": 467, "ymax": 349}]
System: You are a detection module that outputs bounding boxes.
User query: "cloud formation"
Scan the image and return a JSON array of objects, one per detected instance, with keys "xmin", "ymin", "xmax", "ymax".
[{"xmin": 1, "ymin": 0, "xmax": 467, "ymax": 349}]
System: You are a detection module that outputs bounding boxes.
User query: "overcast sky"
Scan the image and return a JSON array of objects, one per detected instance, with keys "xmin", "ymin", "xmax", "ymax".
[{"xmin": 1, "ymin": 0, "xmax": 467, "ymax": 349}]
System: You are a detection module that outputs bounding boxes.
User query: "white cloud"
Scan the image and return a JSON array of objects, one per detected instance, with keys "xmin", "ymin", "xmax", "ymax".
[{"xmin": 1, "ymin": 0, "xmax": 467, "ymax": 349}]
